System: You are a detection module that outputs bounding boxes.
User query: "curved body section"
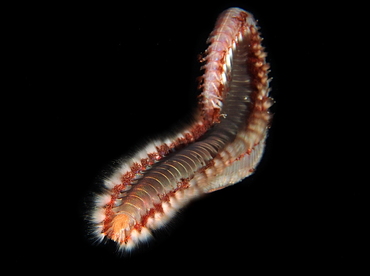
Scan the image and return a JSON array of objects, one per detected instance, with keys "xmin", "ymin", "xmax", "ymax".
[{"xmin": 90, "ymin": 7, "xmax": 272, "ymax": 250}]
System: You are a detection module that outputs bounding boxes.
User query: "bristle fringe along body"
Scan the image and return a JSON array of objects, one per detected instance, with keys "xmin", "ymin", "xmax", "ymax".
[{"xmin": 90, "ymin": 7, "xmax": 273, "ymax": 251}]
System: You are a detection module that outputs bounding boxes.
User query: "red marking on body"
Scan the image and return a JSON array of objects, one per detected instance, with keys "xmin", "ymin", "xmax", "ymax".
[{"xmin": 156, "ymin": 144, "xmax": 170, "ymax": 157}]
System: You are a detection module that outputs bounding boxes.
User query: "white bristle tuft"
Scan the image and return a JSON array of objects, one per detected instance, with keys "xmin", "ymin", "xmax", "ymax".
[
  {"xmin": 91, "ymin": 207, "xmax": 106, "ymax": 224},
  {"xmin": 94, "ymin": 193, "xmax": 111, "ymax": 207}
]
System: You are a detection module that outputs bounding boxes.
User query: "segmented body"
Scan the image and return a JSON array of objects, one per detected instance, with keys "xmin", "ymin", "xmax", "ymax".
[{"xmin": 90, "ymin": 7, "xmax": 272, "ymax": 250}]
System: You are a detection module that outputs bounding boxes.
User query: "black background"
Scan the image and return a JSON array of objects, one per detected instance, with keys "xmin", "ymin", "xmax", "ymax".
[{"xmin": 7, "ymin": 0, "xmax": 366, "ymax": 272}]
